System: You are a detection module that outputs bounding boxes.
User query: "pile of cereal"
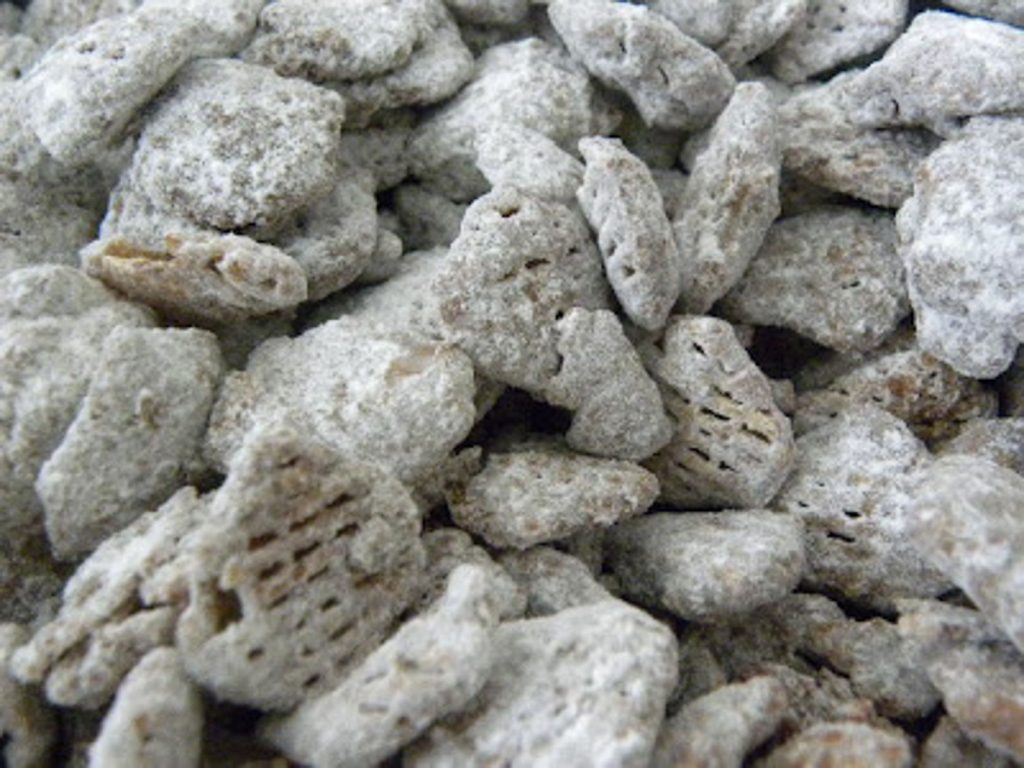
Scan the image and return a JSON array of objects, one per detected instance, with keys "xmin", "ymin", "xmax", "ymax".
[{"xmin": 2, "ymin": 0, "xmax": 1023, "ymax": 765}]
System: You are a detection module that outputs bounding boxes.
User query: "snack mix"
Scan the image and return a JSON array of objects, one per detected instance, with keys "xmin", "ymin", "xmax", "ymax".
[{"xmin": 1, "ymin": 0, "xmax": 1024, "ymax": 765}]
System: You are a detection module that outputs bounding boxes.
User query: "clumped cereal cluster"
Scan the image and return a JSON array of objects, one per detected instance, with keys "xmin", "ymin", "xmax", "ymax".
[{"xmin": 1, "ymin": 0, "xmax": 1023, "ymax": 766}]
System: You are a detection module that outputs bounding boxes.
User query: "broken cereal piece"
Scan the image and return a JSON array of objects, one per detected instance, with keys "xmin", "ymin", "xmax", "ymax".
[
  {"xmin": 545, "ymin": 308, "xmax": 673, "ymax": 461},
  {"xmin": 548, "ymin": 0, "xmax": 735, "ymax": 131},
  {"xmin": 674, "ymin": 82, "xmax": 781, "ymax": 314},
  {"xmin": 447, "ymin": 445, "xmax": 659, "ymax": 550},
  {"xmin": 205, "ymin": 318, "xmax": 476, "ymax": 484},
  {"xmin": 606, "ymin": 510, "xmax": 805, "ymax": 621},
  {"xmin": 436, "ymin": 187, "xmax": 609, "ymax": 396},
  {"xmin": 769, "ymin": 0, "xmax": 907, "ymax": 83},
  {"xmin": 577, "ymin": 136, "xmax": 681, "ymax": 331},
  {"xmin": 82, "ymin": 234, "xmax": 309, "ymax": 325},
  {"xmin": 897, "ymin": 116, "xmax": 1024, "ymax": 378}
]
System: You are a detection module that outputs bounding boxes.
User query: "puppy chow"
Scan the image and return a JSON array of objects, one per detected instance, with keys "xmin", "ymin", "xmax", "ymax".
[{"xmin": 3, "ymin": 2, "xmax": 1024, "ymax": 763}]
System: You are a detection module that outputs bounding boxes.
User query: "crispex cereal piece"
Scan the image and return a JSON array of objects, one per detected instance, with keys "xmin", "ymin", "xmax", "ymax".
[
  {"xmin": 702, "ymin": 593, "xmax": 940, "ymax": 721},
  {"xmin": 475, "ymin": 123, "xmax": 584, "ymax": 202},
  {"xmin": 936, "ymin": 418, "xmax": 1024, "ymax": 477},
  {"xmin": 840, "ymin": 11, "xmax": 1024, "ymax": 134},
  {"xmin": 768, "ymin": 0, "xmax": 907, "ymax": 83},
  {"xmin": 131, "ymin": 58, "xmax": 345, "ymax": 231},
  {"xmin": 778, "ymin": 72, "xmax": 939, "ymax": 209},
  {"xmin": 82, "ymin": 234, "xmax": 309, "ymax": 325},
  {"xmin": 898, "ymin": 600, "xmax": 1024, "ymax": 762},
  {"xmin": 652, "ymin": 676, "xmax": 788, "ymax": 768},
  {"xmin": 498, "ymin": 546, "xmax": 613, "ymax": 617},
  {"xmin": 272, "ymin": 171, "xmax": 379, "ymax": 302},
  {"xmin": 36, "ymin": 326, "xmax": 224, "ymax": 560},
  {"xmin": 176, "ymin": 426, "xmax": 426, "ymax": 711},
  {"xmin": 446, "ymin": 445, "xmax": 659, "ymax": 550},
  {"xmin": 20, "ymin": 0, "xmax": 264, "ymax": 164},
  {"xmin": 89, "ymin": 648, "xmax": 203, "ymax": 768},
  {"xmin": 714, "ymin": 0, "xmax": 808, "ymax": 71},
  {"xmin": 0, "ymin": 177, "xmax": 100, "ymax": 278},
  {"xmin": 0, "ymin": 266, "xmax": 155, "ymax": 538},
  {"xmin": 405, "ymin": 599, "xmax": 678, "ymax": 768},
  {"xmin": 605, "ymin": 510, "xmax": 805, "ymax": 621},
  {"xmin": 897, "ymin": 116, "xmax": 1024, "ymax": 378},
  {"xmin": 243, "ymin": 0, "xmax": 450, "ymax": 81},
  {"xmin": 548, "ymin": 0, "xmax": 735, "ymax": 131},
  {"xmin": 436, "ymin": 187, "xmax": 610, "ymax": 395},
  {"xmin": 721, "ymin": 206, "xmax": 908, "ymax": 353},
  {"xmin": 408, "ymin": 38, "xmax": 618, "ymax": 200},
  {"xmin": 261, "ymin": 565, "xmax": 497, "ymax": 768},
  {"xmin": 774, "ymin": 406, "xmax": 951, "ymax": 610},
  {"xmin": 10, "ymin": 488, "xmax": 205, "ymax": 708},
  {"xmin": 907, "ymin": 455, "xmax": 1024, "ymax": 655},
  {"xmin": 673, "ymin": 82, "xmax": 781, "ymax": 314},
  {"xmin": 643, "ymin": 316, "xmax": 795, "ymax": 509},
  {"xmin": 793, "ymin": 345, "xmax": 998, "ymax": 443},
  {"xmin": 577, "ymin": 137, "xmax": 681, "ymax": 331},
  {"xmin": 760, "ymin": 722, "xmax": 913, "ymax": 768},
  {"xmin": 0, "ymin": 624, "xmax": 56, "ymax": 768},
  {"xmin": 544, "ymin": 308, "xmax": 673, "ymax": 462},
  {"xmin": 204, "ymin": 318, "xmax": 477, "ymax": 484}
]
